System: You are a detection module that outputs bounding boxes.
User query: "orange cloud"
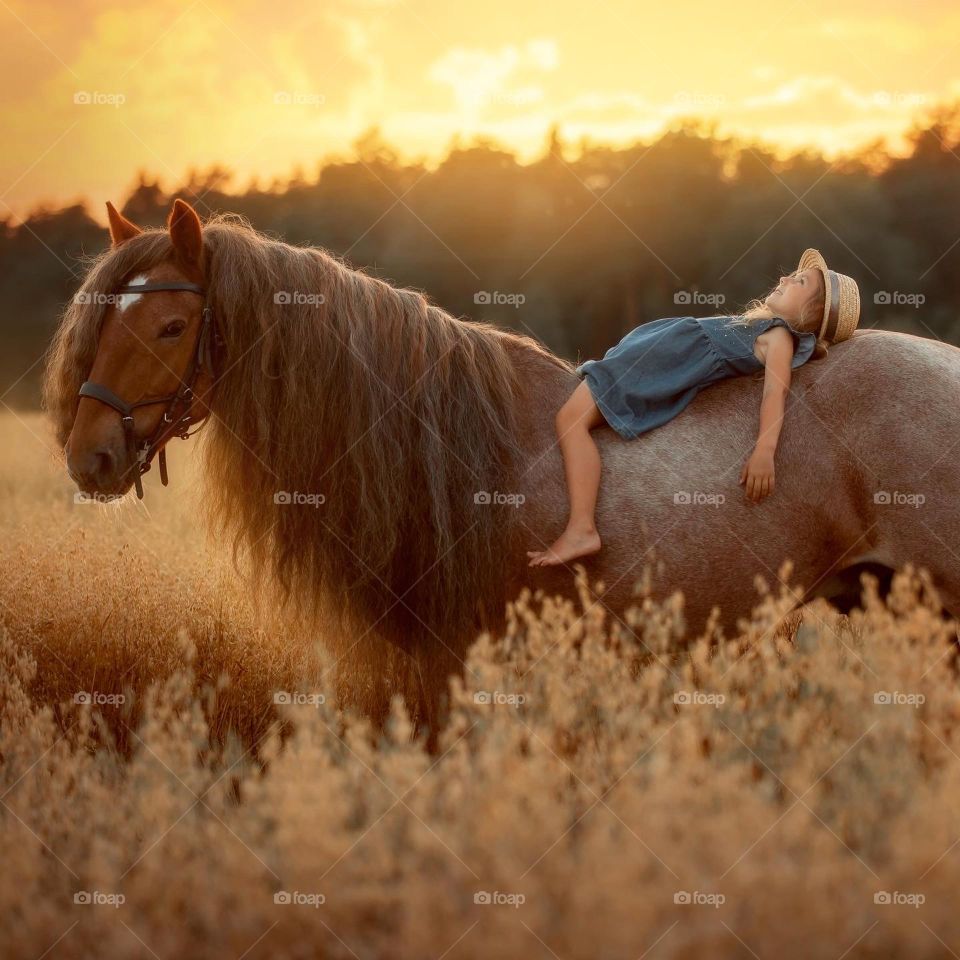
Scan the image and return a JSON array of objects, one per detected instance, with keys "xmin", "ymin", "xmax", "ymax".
[{"xmin": 0, "ymin": 0, "xmax": 956, "ymax": 218}]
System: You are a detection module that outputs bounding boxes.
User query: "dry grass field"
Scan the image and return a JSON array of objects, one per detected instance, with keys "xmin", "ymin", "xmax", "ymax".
[{"xmin": 2, "ymin": 410, "xmax": 960, "ymax": 959}]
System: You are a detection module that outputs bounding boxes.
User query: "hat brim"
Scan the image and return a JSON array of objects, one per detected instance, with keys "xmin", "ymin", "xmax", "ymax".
[{"xmin": 798, "ymin": 248, "xmax": 828, "ymax": 276}]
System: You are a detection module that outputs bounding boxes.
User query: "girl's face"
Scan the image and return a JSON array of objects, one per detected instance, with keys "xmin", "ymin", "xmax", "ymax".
[{"xmin": 764, "ymin": 268, "xmax": 819, "ymax": 322}]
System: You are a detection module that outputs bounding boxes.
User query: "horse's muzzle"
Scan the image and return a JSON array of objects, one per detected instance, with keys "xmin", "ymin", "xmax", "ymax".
[{"xmin": 66, "ymin": 440, "xmax": 136, "ymax": 497}]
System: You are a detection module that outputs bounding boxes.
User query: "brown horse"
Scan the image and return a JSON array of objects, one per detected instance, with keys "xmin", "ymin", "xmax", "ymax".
[{"xmin": 45, "ymin": 199, "xmax": 960, "ymax": 717}]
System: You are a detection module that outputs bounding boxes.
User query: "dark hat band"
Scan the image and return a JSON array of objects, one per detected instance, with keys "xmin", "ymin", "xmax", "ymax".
[{"xmin": 822, "ymin": 269, "xmax": 840, "ymax": 341}]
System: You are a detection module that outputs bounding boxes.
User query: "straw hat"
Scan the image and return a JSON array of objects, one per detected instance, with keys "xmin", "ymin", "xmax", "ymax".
[{"xmin": 797, "ymin": 248, "xmax": 860, "ymax": 343}]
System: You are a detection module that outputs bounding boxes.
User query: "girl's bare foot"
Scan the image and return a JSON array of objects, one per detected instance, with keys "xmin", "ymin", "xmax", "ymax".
[{"xmin": 527, "ymin": 526, "xmax": 601, "ymax": 566}]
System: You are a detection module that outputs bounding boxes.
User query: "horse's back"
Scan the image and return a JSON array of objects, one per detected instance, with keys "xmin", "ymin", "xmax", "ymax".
[{"xmin": 509, "ymin": 328, "xmax": 960, "ymax": 634}]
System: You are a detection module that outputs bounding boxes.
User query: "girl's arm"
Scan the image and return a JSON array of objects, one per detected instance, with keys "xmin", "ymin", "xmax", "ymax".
[{"xmin": 739, "ymin": 329, "xmax": 794, "ymax": 502}]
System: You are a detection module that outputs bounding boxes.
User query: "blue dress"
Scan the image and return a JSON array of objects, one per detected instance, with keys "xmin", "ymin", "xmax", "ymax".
[{"xmin": 575, "ymin": 315, "xmax": 817, "ymax": 440}]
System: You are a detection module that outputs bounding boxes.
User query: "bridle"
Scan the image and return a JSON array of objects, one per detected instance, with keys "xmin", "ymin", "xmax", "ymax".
[{"xmin": 77, "ymin": 281, "xmax": 219, "ymax": 499}]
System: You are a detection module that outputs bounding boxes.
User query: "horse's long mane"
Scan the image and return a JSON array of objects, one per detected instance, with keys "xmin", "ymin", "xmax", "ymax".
[{"xmin": 45, "ymin": 213, "xmax": 568, "ymax": 664}]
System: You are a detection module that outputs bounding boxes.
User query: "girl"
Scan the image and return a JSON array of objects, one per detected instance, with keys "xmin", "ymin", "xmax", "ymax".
[{"xmin": 527, "ymin": 248, "xmax": 861, "ymax": 567}]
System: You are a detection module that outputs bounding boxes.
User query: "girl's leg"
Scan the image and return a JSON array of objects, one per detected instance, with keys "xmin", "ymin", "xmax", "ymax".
[{"xmin": 527, "ymin": 380, "xmax": 607, "ymax": 567}]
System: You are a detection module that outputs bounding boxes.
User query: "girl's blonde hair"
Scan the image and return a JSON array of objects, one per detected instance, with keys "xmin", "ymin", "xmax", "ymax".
[{"xmin": 728, "ymin": 268, "xmax": 829, "ymax": 362}]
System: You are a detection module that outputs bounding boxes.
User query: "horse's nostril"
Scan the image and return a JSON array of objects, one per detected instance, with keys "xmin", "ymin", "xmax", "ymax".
[
  {"xmin": 94, "ymin": 449, "xmax": 114, "ymax": 478},
  {"xmin": 68, "ymin": 446, "xmax": 118, "ymax": 489}
]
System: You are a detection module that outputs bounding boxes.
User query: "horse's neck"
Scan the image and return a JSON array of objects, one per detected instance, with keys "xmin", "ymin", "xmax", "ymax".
[{"xmin": 498, "ymin": 335, "xmax": 577, "ymax": 450}]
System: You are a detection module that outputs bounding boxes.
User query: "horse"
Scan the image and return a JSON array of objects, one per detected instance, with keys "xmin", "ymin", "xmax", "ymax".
[{"xmin": 45, "ymin": 198, "xmax": 960, "ymax": 726}]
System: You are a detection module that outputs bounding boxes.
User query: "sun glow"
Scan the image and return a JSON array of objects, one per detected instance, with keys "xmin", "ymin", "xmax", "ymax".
[{"xmin": 0, "ymin": 0, "xmax": 957, "ymax": 218}]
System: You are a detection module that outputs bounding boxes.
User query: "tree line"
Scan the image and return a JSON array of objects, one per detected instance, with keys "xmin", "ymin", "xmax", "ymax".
[{"xmin": 4, "ymin": 106, "xmax": 960, "ymax": 407}]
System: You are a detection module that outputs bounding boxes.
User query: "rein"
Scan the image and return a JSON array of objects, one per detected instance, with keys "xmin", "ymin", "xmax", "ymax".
[{"xmin": 77, "ymin": 281, "xmax": 218, "ymax": 499}]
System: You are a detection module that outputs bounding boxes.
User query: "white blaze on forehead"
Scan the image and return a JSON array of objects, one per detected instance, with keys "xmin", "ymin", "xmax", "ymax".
[{"xmin": 116, "ymin": 274, "xmax": 149, "ymax": 313}]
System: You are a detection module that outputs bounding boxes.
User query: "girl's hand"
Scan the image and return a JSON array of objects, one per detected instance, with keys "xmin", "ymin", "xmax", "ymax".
[{"xmin": 739, "ymin": 446, "xmax": 775, "ymax": 502}]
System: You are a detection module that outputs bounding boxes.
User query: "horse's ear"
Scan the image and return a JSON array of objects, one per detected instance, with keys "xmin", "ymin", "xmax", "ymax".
[
  {"xmin": 105, "ymin": 201, "xmax": 142, "ymax": 247},
  {"xmin": 167, "ymin": 198, "xmax": 203, "ymax": 269}
]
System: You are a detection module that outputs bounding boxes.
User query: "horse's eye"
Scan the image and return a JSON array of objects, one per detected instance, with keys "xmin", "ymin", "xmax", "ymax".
[{"xmin": 160, "ymin": 320, "xmax": 187, "ymax": 339}]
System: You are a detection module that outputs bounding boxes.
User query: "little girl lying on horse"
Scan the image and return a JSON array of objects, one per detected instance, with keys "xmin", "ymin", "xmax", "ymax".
[{"xmin": 527, "ymin": 248, "xmax": 861, "ymax": 567}]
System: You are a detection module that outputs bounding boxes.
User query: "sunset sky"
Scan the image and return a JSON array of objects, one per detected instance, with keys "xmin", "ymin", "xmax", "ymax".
[{"xmin": 2, "ymin": 0, "xmax": 958, "ymax": 221}]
